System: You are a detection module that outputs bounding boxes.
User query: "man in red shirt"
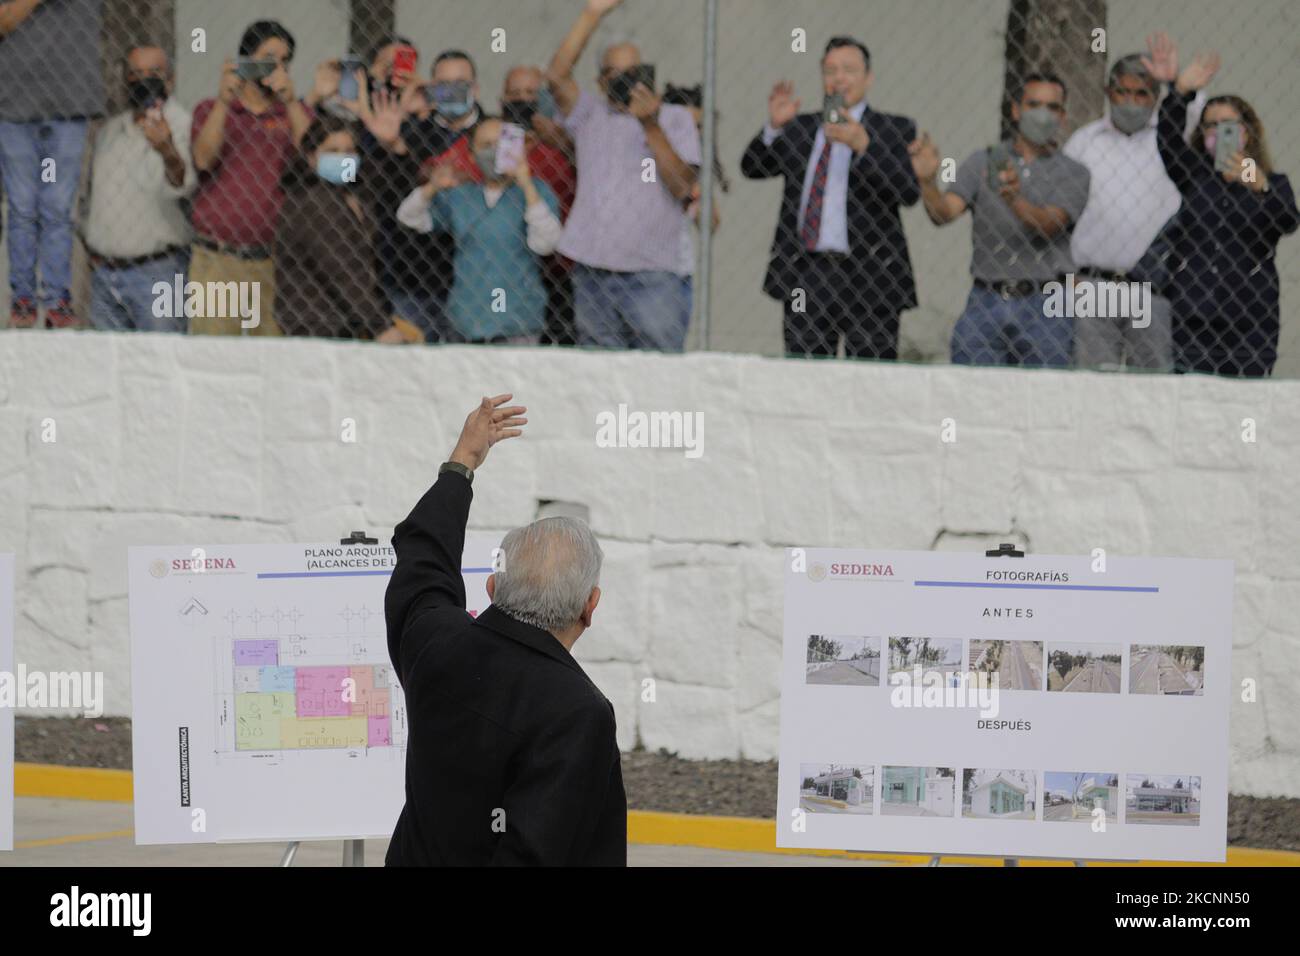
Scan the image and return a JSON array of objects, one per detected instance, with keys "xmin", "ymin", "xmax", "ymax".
[{"xmin": 188, "ymin": 20, "xmax": 319, "ymax": 335}]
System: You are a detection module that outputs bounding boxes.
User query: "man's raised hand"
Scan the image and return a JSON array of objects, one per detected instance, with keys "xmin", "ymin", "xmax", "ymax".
[
  {"xmin": 768, "ymin": 80, "xmax": 800, "ymax": 129},
  {"xmin": 450, "ymin": 394, "xmax": 528, "ymax": 471}
]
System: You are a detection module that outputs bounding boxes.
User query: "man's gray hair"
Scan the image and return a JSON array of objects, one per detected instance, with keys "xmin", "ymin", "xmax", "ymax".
[
  {"xmin": 492, "ymin": 516, "xmax": 603, "ymax": 634},
  {"xmin": 1109, "ymin": 53, "xmax": 1157, "ymax": 94}
]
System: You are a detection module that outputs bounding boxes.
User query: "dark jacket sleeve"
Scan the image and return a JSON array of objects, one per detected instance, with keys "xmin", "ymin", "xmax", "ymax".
[
  {"xmin": 851, "ymin": 114, "xmax": 920, "ymax": 208},
  {"xmin": 740, "ymin": 127, "xmax": 788, "ymax": 179},
  {"xmin": 489, "ymin": 698, "xmax": 620, "ymax": 866},
  {"xmin": 1156, "ymin": 88, "xmax": 1205, "ymax": 196},
  {"xmin": 385, "ymin": 470, "xmax": 472, "ymax": 684},
  {"xmin": 1251, "ymin": 173, "xmax": 1300, "ymax": 245}
]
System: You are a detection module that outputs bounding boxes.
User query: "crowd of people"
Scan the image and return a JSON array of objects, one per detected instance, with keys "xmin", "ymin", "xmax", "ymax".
[{"xmin": 0, "ymin": 0, "xmax": 1296, "ymax": 377}]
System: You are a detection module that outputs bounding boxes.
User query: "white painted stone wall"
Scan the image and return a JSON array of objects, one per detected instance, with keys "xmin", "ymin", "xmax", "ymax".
[{"xmin": 1, "ymin": 332, "xmax": 1297, "ymax": 797}]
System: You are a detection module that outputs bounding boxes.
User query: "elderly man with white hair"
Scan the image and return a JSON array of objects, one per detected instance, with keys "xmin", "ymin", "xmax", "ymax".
[{"xmin": 384, "ymin": 394, "xmax": 625, "ymax": 866}]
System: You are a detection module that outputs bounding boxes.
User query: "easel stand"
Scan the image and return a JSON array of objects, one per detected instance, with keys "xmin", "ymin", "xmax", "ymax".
[
  {"xmin": 277, "ymin": 531, "xmax": 383, "ymax": 868},
  {"xmin": 923, "ymin": 855, "xmax": 1086, "ymax": 866},
  {"xmin": 277, "ymin": 839, "xmax": 366, "ymax": 866}
]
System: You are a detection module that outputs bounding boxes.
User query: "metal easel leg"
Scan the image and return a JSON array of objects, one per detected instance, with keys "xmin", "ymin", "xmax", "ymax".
[
  {"xmin": 343, "ymin": 839, "xmax": 365, "ymax": 866},
  {"xmin": 279, "ymin": 841, "xmax": 300, "ymax": 867}
]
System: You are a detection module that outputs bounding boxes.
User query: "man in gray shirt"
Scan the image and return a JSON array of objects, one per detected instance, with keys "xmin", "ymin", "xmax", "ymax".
[
  {"xmin": 0, "ymin": 0, "xmax": 105, "ymax": 328},
  {"xmin": 910, "ymin": 73, "xmax": 1090, "ymax": 367}
]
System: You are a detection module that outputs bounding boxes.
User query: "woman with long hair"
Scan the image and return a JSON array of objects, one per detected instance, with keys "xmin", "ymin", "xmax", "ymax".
[{"xmin": 1143, "ymin": 33, "xmax": 1299, "ymax": 377}]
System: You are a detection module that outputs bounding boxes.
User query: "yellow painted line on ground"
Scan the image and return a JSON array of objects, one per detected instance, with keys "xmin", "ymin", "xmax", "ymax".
[
  {"xmin": 13, "ymin": 767, "xmax": 1298, "ymax": 866},
  {"xmin": 16, "ymin": 829, "xmax": 135, "ymax": 850},
  {"xmin": 627, "ymin": 809, "xmax": 1300, "ymax": 866},
  {"xmin": 15, "ymin": 763, "xmax": 133, "ymax": 803}
]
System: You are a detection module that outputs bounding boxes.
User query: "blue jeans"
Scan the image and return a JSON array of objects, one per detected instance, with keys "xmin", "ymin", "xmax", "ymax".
[
  {"xmin": 572, "ymin": 264, "xmax": 690, "ymax": 351},
  {"xmin": 950, "ymin": 286, "xmax": 1072, "ymax": 368},
  {"xmin": 0, "ymin": 119, "xmax": 88, "ymax": 306},
  {"xmin": 386, "ymin": 287, "xmax": 449, "ymax": 343},
  {"xmin": 90, "ymin": 252, "xmax": 188, "ymax": 332}
]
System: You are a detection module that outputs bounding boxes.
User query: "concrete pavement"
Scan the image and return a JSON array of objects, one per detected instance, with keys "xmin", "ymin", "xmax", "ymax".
[{"xmin": 3, "ymin": 797, "xmax": 891, "ymax": 867}]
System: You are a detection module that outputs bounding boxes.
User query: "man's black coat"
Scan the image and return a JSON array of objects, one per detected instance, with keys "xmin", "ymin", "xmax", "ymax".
[
  {"xmin": 384, "ymin": 470, "xmax": 626, "ymax": 865},
  {"xmin": 740, "ymin": 106, "xmax": 921, "ymax": 314}
]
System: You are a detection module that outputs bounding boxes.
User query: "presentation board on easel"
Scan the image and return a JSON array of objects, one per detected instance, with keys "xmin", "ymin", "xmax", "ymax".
[
  {"xmin": 777, "ymin": 549, "xmax": 1231, "ymax": 862},
  {"xmin": 128, "ymin": 534, "xmax": 500, "ymax": 845},
  {"xmin": 0, "ymin": 553, "xmax": 13, "ymax": 852}
]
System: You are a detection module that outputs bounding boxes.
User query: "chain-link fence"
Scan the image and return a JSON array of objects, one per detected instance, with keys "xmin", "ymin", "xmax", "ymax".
[{"xmin": 0, "ymin": 0, "xmax": 1296, "ymax": 375}]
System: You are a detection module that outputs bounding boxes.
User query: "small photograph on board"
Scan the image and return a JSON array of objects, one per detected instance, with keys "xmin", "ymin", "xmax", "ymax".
[
  {"xmin": 888, "ymin": 637, "xmax": 963, "ymax": 685},
  {"xmin": 962, "ymin": 768, "xmax": 1037, "ymax": 820},
  {"xmin": 798, "ymin": 763, "xmax": 875, "ymax": 814},
  {"xmin": 969, "ymin": 640, "xmax": 1044, "ymax": 690},
  {"xmin": 1130, "ymin": 645, "xmax": 1204, "ymax": 696},
  {"xmin": 1046, "ymin": 642, "xmax": 1122, "ymax": 693},
  {"xmin": 1126, "ymin": 774, "xmax": 1202, "ymax": 826},
  {"xmin": 1043, "ymin": 771, "xmax": 1119, "ymax": 823},
  {"xmin": 805, "ymin": 635, "xmax": 881, "ymax": 686},
  {"xmin": 880, "ymin": 765, "xmax": 956, "ymax": 817}
]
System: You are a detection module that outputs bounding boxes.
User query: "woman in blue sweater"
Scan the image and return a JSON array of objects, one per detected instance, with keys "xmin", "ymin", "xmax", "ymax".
[
  {"xmin": 1143, "ymin": 32, "xmax": 1299, "ymax": 377},
  {"xmin": 396, "ymin": 117, "xmax": 562, "ymax": 344}
]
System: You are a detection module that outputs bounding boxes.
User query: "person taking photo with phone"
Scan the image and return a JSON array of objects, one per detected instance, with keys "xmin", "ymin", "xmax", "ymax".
[
  {"xmin": 357, "ymin": 49, "xmax": 483, "ymax": 343},
  {"xmin": 546, "ymin": 0, "xmax": 701, "ymax": 351},
  {"xmin": 188, "ymin": 19, "xmax": 321, "ymax": 336},
  {"xmin": 396, "ymin": 117, "xmax": 562, "ymax": 345},
  {"xmin": 1142, "ymin": 32, "xmax": 1298, "ymax": 378},
  {"xmin": 82, "ymin": 45, "xmax": 195, "ymax": 332},
  {"xmin": 741, "ymin": 35, "xmax": 919, "ymax": 361},
  {"xmin": 910, "ymin": 73, "xmax": 1090, "ymax": 368}
]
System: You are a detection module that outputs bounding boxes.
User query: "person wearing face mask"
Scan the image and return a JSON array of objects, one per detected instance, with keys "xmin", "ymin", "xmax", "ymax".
[
  {"xmin": 501, "ymin": 65, "xmax": 577, "ymax": 346},
  {"xmin": 358, "ymin": 49, "xmax": 483, "ymax": 344},
  {"xmin": 81, "ymin": 46, "xmax": 195, "ymax": 332},
  {"xmin": 396, "ymin": 118, "xmax": 562, "ymax": 344},
  {"xmin": 273, "ymin": 116, "xmax": 411, "ymax": 343},
  {"xmin": 546, "ymin": 0, "xmax": 702, "ymax": 351},
  {"xmin": 1142, "ymin": 33, "xmax": 1298, "ymax": 378},
  {"xmin": 1063, "ymin": 54, "xmax": 1207, "ymax": 372},
  {"xmin": 910, "ymin": 73, "xmax": 1091, "ymax": 368},
  {"xmin": 189, "ymin": 19, "xmax": 321, "ymax": 336}
]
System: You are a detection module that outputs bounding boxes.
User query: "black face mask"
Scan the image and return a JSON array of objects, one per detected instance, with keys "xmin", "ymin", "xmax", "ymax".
[
  {"xmin": 127, "ymin": 76, "xmax": 167, "ymax": 111},
  {"xmin": 501, "ymin": 99, "xmax": 536, "ymax": 129}
]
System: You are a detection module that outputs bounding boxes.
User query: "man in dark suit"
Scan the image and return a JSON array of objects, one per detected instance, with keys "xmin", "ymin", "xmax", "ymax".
[
  {"xmin": 741, "ymin": 36, "xmax": 920, "ymax": 359},
  {"xmin": 384, "ymin": 394, "xmax": 626, "ymax": 866}
]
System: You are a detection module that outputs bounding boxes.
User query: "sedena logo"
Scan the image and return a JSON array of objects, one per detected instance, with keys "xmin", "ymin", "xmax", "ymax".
[
  {"xmin": 809, "ymin": 562, "xmax": 896, "ymax": 583},
  {"xmin": 829, "ymin": 563, "xmax": 896, "ymax": 578},
  {"xmin": 171, "ymin": 557, "xmax": 236, "ymax": 572}
]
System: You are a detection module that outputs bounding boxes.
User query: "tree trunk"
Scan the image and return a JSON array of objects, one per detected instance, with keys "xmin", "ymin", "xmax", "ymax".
[
  {"xmin": 1001, "ymin": 0, "xmax": 1108, "ymax": 141},
  {"xmin": 349, "ymin": 0, "xmax": 397, "ymax": 60}
]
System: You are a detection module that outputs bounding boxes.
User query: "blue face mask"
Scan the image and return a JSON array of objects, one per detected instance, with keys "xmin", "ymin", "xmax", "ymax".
[{"xmin": 316, "ymin": 152, "xmax": 359, "ymax": 185}]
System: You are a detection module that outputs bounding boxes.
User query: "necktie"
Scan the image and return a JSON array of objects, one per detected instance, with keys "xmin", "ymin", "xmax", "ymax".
[{"xmin": 801, "ymin": 138, "xmax": 833, "ymax": 251}]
